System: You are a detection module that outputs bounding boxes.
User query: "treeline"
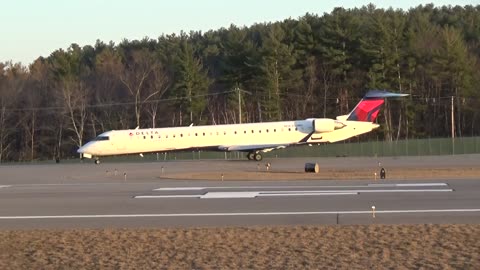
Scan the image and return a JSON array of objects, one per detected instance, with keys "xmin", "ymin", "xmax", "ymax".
[{"xmin": 1, "ymin": 4, "xmax": 480, "ymax": 162}]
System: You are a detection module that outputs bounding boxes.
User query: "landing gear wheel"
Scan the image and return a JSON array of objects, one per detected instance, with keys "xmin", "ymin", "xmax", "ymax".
[
  {"xmin": 254, "ymin": 153, "xmax": 263, "ymax": 161},
  {"xmin": 247, "ymin": 152, "xmax": 255, "ymax": 160},
  {"xmin": 94, "ymin": 159, "xmax": 100, "ymax": 165}
]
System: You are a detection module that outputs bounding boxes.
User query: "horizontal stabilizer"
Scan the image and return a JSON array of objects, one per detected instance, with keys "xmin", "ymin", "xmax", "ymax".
[{"xmin": 364, "ymin": 90, "xmax": 409, "ymax": 99}]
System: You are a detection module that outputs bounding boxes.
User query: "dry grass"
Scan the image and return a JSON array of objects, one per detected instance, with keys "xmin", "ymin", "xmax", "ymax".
[{"xmin": 0, "ymin": 225, "xmax": 479, "ymax": 269}]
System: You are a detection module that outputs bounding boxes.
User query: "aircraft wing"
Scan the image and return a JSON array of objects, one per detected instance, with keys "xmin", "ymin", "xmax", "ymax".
[{"xmin": 218, "ymin": 144, "xmax": 289, "ymax": 153}]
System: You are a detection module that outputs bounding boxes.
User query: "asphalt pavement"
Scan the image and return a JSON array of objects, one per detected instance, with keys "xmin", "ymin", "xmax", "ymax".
[{"xmin": 0, "ymin": 156, "xmax": 479, "ymax": 229}]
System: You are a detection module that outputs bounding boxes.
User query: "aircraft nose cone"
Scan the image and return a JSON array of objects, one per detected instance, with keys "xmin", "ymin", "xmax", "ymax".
[{"xmin": 77, "ymin": 143, "xmax": 93, "ymax": 154}]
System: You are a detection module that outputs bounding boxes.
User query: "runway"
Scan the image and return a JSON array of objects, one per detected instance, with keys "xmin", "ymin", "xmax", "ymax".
[{"xmin": 0, "ymin": 173, "xmax": 479, "ymax": 228}]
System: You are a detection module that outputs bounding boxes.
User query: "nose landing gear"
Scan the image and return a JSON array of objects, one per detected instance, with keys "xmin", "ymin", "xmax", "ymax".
[{"xmin": 94, "ymin": 158, "xmax": 101, "ymax": 165}]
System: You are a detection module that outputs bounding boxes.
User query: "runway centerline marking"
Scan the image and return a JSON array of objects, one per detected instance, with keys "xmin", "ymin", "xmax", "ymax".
[
  {"xmin": 137, "ymin": 188, "xmax": 452, "ymax": 199},
  {"xmin": 136, "ymin": 191, "xmax": 358, "ymax": 199},
  {"xmin": 0, "ymin": 209, "xmax": 479, "ymax": 220},
  {"xmin": 258, "ymin": 189, "xmax": 453, "ymax": 194},
  {"xmin": 156, "ymin": 187, "xmax": 205, "ymax": 191},
  {"xmin": 368, "ymin": 183, "xmax": 448, "ymax": 187},
  {"xmin": 154, "ymin": 183, "xmax": 448, "ymax": 191},
  {"xmin": 9, "ymin": 183, "xmax": 151, "ymax": 187}
]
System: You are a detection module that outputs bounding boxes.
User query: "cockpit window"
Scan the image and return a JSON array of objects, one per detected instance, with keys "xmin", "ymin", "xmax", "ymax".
[{"xmin": 94, "ymin": 136, "xmax": 109, "ymax": 141}]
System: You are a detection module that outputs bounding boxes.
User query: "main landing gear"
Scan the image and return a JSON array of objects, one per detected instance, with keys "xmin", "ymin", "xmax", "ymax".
[{"xmin": 247, "ymin": 151, "xmax": 263, "ymax": 161}]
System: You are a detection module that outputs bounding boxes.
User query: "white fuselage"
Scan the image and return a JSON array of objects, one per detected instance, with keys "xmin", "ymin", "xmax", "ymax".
[{"xmin": 78, "ymin": 118, "xmax": 378, "ymax": 158}]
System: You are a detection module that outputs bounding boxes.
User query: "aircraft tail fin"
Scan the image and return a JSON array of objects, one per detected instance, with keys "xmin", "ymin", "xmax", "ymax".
[{"xmin": 346, "ymin": 90, "xmax": 408, "ymax": 122}]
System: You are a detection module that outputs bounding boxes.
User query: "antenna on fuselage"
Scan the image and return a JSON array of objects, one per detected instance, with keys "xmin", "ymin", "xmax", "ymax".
[
  {"xmin": 135, "ymin": 126, "xmax": 139, "ymax": 130},
  {"xmin": 189, "ymin": 123, "xmax": 194, "ymax": 127}
]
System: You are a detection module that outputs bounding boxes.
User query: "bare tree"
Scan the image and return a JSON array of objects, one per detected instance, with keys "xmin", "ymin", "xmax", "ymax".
[
  {"xmin": 145, "ymin": 63, "xmax": 169, "ymax": 128},
  {"xmin": 93, "ymin": 48, "xmax": 124, "ymax": 131},
  {"xmin": 0, "ymin": 62, "xmax": 26, "ymax": 162},
  {"xmin": 0, "ymin": 106, "xmax": 13, "ymax": 162},
  {"xmin": 19, "ymin": 59, "xmax": 50, "ymax": 160},
  {"xmin": 58, "ymin": 79, "xmax": 89, "ymax": 148},
  {"xmin": 119, "ymin": 49, "xmax": 161, "ymax": 128}
]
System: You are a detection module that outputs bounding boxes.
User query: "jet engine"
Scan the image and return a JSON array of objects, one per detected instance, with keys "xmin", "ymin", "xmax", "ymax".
[{"xmin": 312, "ymin": 118, "xmax": 345, "ymax": 133}]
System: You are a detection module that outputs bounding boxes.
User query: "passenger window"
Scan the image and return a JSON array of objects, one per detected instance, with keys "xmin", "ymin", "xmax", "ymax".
[
  {"xmin": 151, "ymin": 135, "xmax": 153, "ymax": 139},
  {"xmin": 143, "ymin": 136, "xmax": 146, "ymax": 139}
]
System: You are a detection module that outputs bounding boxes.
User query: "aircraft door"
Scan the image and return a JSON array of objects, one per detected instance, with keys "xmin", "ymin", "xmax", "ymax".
[{"xmin": 112, "ymin": 133, "xmax": 127, "ymax": 151}]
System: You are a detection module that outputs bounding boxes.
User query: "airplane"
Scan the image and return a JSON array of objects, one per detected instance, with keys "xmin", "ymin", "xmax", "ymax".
[{"xmin": 78, "ymin": 90, "xmax": 407, "ymax": 164}]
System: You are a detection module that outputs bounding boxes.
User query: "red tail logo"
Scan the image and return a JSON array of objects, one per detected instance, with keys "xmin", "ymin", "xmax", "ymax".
[{"xmin": 347, "ymin": 98, "xmax": 384, "ymax": 122}]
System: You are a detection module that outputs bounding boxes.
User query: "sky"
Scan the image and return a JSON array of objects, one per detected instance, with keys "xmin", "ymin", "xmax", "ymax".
[{"xmin": 1, "ymin": 0, "xmax": 478, "ymax": 65}]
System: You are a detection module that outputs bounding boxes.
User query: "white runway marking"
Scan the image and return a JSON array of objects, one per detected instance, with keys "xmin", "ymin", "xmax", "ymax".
[
  {"xmin": 153, "ymin": 186, "xmax": 364, "ymax": 191},
  {"xmin": 137, "ymin": 188, "xmax": 452, "ymax": 199},
  {"xmin": 260, "ymin": 188, "xmax": 453, "ymax": 193},
  {"xmin": 1, "ymin": 209, "xmax": 479, "ymax": 220},
  {"xmin": 155, "ymin": 187, "xmax": 205, "ymax": 191},
  {"xmin": 11, "ymin": 183, "xmax": 146, "ymax": 187},
  {"xmin": 154, "ymin": 183, "xmax": 448, "ymax": 191},
  {"xmin": 258, "ymin": 192, "xmax": 358, "ymax": 197},
  {"xmin": 259, "ymin": 189, "xmax": 453, "ymax": 194},
  {"xmin": 0, "ymin": 185, "xmax": 11, "ymax": 189},
  {"xmin": 136, "ymin": 195, "xmax": 202, "ymax": 199},
  {"xmin": 368, "ymin": 183, "xmax": 448, "ymax": 187},
  {"xmin": 201, "ymin": 192, "xmax": 260, "ymax": 199},
  {"xmin": 137, "ymin": 192, "xmax": 357, "ymax": 199},
  {"xmin": 136, "ymin": 195, "xmax": 203, "ymax": 198}
]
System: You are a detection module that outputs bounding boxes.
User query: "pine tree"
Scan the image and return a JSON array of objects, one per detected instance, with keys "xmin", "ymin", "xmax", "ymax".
[
  {"xmin": 173, "ymin": 39, "xmax": 211, "ymax": 125},
  {"xmin": 255, "ymin": 23, "xmax": 298, "ymax": 121}
]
